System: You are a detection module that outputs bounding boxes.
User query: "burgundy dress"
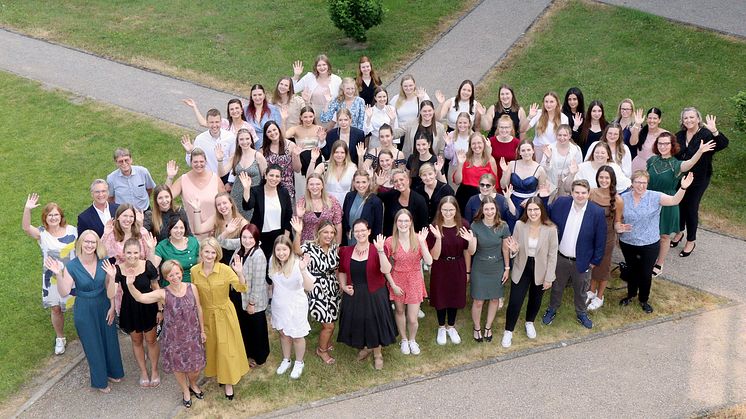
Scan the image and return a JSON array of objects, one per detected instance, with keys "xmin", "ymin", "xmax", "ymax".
[
  {"xmin": 427, "ymin": 221, "xmax": 469, "ymax": 309},
  {"xmin": 161, "ymin": 285, "xmax": 206, "ymax": 374}
]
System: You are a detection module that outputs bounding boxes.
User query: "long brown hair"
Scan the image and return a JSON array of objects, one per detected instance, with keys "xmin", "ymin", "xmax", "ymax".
[
  {"xmin": 473, "ymin": 196, "xmax": 505, "ymax": 230},
  {"xmin": 390, "ymin": 209, "xmax": 419, "ymax": 254},
  {"xmin": 519, "ymin": 197, "xmax": 553, "ymax": 226},
  {"xmin": 113, "ymin": 203, "xmax": 141, "ymax": 242},
  {"xmin": 355, "ymin": 56, "xmax": 381, "ymax": 89},
  {"xmin": 214, "ymin": 193, "xmax": 245, "ymax": 237},
  {"xmin": 432, "ymin": 196, "xmax": 462, "ymax": 229},
  {"xmin": 150, "ymin": 185, "xmax": 180, "ymax": 235}
]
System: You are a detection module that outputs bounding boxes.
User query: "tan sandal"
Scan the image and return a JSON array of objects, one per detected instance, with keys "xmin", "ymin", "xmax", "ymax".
[
  {"xmin": 356, "ymin": 348, "xmax": 373, "ymax": 361},
  {"xmin": 316, "ymin": 347, "xmax": 336, "ymax": 365},
  {"xmin": 373, "ymin": 355, "xmax": 383, "ymax": 370}
]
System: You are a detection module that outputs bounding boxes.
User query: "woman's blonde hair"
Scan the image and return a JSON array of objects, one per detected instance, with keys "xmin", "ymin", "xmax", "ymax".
[
  {"xmin": 213, "ymin": 193, "xmax": 245, "ymax": 237},
  {"xmin": 396, "ymin": 75, "xmax": 416, "ymax": 109},
  {"xmin": 269, "ymin": 235, "xmax": 296, "ymax": 277},
  {"xmin": 303, "ymin": 173, "xmax": 332, "ymax": 212},
  {"xmin": 325, "ymin": 140, "xmax": 353, "ymax": 185},
  {"xmin": 536, "ymin": 92, "xmax": 561, "ymax": 136},
  {"xmin": 465, "ymin": 133, "xmax": 490, "ymax": 167},
  {"xmin": 390, "ymin": 209, "xmax": 419, "ymax": 255},
  {"xmin": 160, "ymin": 260, "xmax": 183, "ymax": 279},
  {"xmin": 75, "ymin": 230, "xmax": 108, "ymax": 259},
  {"xmin": 199, "ymin": 237, "xmax": 223, "ymax": 262},
  {"xmin": 336, "ymin": 77, "xmax": 357, "ymax": 102}
]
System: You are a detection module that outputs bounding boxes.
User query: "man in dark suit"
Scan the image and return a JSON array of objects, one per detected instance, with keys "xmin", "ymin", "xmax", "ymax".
[
  {"xmin": 77, "ymin": 179, "xmax": 119, "ymax": 237},
  {"xmin": 542, "ymin": 179, "xmax": 606, "ymax": 329}
]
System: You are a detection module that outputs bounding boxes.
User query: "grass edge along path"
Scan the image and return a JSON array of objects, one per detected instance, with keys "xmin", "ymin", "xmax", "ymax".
[
  {"xmin": 184, "ymin": 275, "xmax": 725, "ymax": 417},
  {"xmin": 477, "ymin": 0, "xmax": 746, "ymax": 233}
]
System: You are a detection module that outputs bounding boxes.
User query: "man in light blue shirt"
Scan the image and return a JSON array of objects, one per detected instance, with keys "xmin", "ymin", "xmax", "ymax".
[{"xmin": 107, "ymin": 148, "xmax": 156, "ymax": 211}]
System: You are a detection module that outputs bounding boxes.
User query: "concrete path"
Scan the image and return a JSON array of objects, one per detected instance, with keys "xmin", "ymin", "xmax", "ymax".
[
  {"xmin": 599, "ymin": 0, "xmax": 746, "ymax": 38},
  {"xmin": 3, "ymin": 0, "xmax": 746, "ymax": 417}
]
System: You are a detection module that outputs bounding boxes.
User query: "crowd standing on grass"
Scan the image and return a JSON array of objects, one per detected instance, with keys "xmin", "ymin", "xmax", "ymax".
[{"xmin": 22, "ymin": 53, "xmax": 731, "ymax": 406}]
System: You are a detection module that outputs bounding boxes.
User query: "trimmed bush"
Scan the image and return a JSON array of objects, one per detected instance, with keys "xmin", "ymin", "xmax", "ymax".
[
  {"xmin": 732, "ymin": 91, "xmax": 746, "ymax": 132},
  {"xmin": 328, "ymin": 0, "xmax": 384, "ymax": 42}
]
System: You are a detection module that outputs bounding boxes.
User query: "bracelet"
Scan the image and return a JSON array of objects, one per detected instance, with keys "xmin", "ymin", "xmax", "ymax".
[
  {"xmin": 193, "ymin": 210, "xmax": 201, "ymax": 213},
  {"xmin": 248, "ymin": 303, "xmax": 255, "ymax": 306},
  {"xmin": 466, "ymin": 271, "xmax": 471, "ymax": 274},
  {"xmin": 504, "ymin": 266, "xmax": 510, "ymax": 270},
  {"xmin": 680, "ymin": 187, "xmax": 688, "ymax": 191}
]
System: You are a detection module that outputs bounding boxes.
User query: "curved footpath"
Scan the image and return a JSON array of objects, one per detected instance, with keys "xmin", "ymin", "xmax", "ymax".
[{"xmin": 2, "ymin": 0, "xmax": 746, "ymax": 417}]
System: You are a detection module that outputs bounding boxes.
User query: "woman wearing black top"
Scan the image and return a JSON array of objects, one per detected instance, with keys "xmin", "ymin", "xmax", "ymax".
[
  {"xmin": 342, "ymin": 170, "xmax": 384, "ymax": 245},
  {"xmin": 378, "ymin": 168, "xmax": 429, "ymax": 236},
  {"xmin": 407, "ymin": 134, "xmax": 444, "ymax": 190},
  {"xmin": 672, "ymin": 108, "xmax": 729, "ymax": 257},
  {"xmin": 561, "ymin": 87, "xmax": 585, "ymax": 143},
  {"xmin": 356, "ymin": 56, "xmax": 382, "ymax": 106},
  {"xmin": 577, "ymin": 100, "xmax": 608, "ymax": 157},
  {"xmin": 481, "ymin": 84, "xmax": 528, "ymax": 139},
  {"xmin": 414, "ymin": 163, "xmax": 454, "ymax": 224},
  {"xmin": 239, "ymin": 165, "xmax": 293, "ymax": 265},
  {"xmin": 143, "ymin": 185, "xmax": 191, "ymax": 241}
]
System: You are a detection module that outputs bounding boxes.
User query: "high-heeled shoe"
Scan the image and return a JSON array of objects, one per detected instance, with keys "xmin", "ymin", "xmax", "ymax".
[
  {"xmin": 182, "ymin": 398, "xmax": 192, "ymax": 408},
  {"xmin": 225, "ymin": 392, "xmax": 234, "ymax": 400},
  {"xmin": 189, "ymin": 386, "xmax": 204, "ymax": 400},
  {"xmin": 473, "ymin": 328, "xmax": 483, "ymax": 342},
  {"xmin": 679, "ymin": 242, "xmax": 696, "ymax": 257},
  {"xmin": 483, "ymin": 327, "xmax": 493, "ymax": 342},
  {"xmin": 670, "ymin": 237, "xmax": 682, "ymax": 248}
]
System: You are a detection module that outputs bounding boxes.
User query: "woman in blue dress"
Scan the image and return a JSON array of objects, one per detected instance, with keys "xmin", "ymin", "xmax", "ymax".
[{"xmin": 45, "ymin": 230, "xmax": 123, "ymax": 393}]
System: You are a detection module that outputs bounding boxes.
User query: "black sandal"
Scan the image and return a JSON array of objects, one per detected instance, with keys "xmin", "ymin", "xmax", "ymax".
[
  {"xmin": 182, "ymin": 398, "xmax": 192, "ymax": 408},
  {"xmin": 473, "ymin": 328, "xmax": 483, "ymax": 343},
  {"xmin": 189, "ymin": 386, "xmax": 204, "ymax": 399},
  {"xmin": 484, "ymin": 327, "xmax": 493, "ymax": 342},
  {"xmin": 670, "ymin": 234, "xmax": 683, "ymax": 248},
  {"xmin": 652, "ymin": 264, "xmax": 662, "ymax": 278}
]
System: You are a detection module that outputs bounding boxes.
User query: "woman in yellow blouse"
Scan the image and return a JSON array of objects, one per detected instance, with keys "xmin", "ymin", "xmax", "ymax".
[{"xmin": 190, "ymin": 237, "xmax": 249, "ymax": 400}]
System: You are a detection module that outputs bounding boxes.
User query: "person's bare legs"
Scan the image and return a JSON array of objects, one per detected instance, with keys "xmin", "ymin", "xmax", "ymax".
[
  {"xmin": 406, "ymin": 303, "xmax": 420, "ymax": 342},
  {"xmin": 471, "ymin": 300, "xmax": 484, "ymax": 339},
  {"xmin": 393, "ymin": 301, "xmax": 407, "ymax": 340},
  {"xmin": 130, "ymin": 332, "xmax": 149, "ymax": 384},
  {"xmin": 485, "ymin": 299, "xmax": 500, "ymax": 330},
  {"xmin": 173, "ymin": 372, "xmax": 190, "ymax": 401},
  {"xmin": 144, "ymin": 328, "xmax": 160, "ymax": 384},
  {"xmin": 293, "ymin": 337, "xmax": 306, "ymax": 362},
  {"xmin": 50, "ymin": 306, "xmax": 64, "ymax": 338},
  {"xmin": 656, "ymin": 234, "xmax": 672, "ymax": 270}
]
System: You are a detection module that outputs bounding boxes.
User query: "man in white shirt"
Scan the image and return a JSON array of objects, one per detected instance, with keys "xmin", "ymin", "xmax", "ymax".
[
  {"xmin": 182, "ymin": 108, "xmax": 236, "ymax": 186},
  {"xmin": 77, "ymin": 179, "xmax": 119, "ymax": 237},
  {"xmin": 107, "ymin": 148, "xmax": 156, "ymax": 211},
  {"xmin": 542, "ymin": 179, "xmax": 607, "ymax": 329}
]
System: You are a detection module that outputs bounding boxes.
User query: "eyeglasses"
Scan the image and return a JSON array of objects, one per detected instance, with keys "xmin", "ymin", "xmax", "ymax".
[
  {"xmin": 657, "ymin": 142, "xmax": 671, "ymax": 146},
  {"xmin": 526, "ymin": 208, "xmax": 541, "ymax": 212},
  {"xmin": 479, "ymin": 183, "xmax": 492, "ymax": 188},
  {"xmin": 441, "ymin": 208, "xmax": 457, "ymax": 213},
  {"xmin": 633, "ymin": 181, "xmax": 648, "ymax": 185}
]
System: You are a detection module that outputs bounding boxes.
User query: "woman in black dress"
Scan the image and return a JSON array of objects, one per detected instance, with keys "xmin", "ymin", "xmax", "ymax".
[
  {"xmin": 337, "ymin": 219, "xmax": 398, "ymax": 370},
  {"xmin": 413, "ymin": 162, "xmax": 453, "ymax": 224}
]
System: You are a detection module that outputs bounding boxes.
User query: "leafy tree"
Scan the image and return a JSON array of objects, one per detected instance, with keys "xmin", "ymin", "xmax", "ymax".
[{"xmin": 328, "ymin": 0, "xmax": 384, "ymax": 42}]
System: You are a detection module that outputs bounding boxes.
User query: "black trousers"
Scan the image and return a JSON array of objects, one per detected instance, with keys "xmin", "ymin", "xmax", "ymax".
[
  {"xmin": 229, "ymin": 289, "xmax": 270, "ymax": 365},
  {"xmin": 436, "ymin": 308, "xmax": 458, "ymax": 326},
  {"xmin": 678, "ymin": 179, "xmax": 709, "ymax": 241},
  {"xmin": 619, "ymin": 241, "xmax": 660, "ymax": 303},
  {"xmin": 505, "ymin": 257, "xmax": 545, "ymax": 332}
]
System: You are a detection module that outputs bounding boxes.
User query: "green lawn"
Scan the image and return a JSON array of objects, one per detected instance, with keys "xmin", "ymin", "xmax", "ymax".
[
  {"xmin": 0, "ymin": 1, "xmax": 471, "ymax": 90},
  {"xmin": 478, "ymin": 0, "xmax": 746, "ymax": 229},
  {"xmin": 0, "ymin": 72, "xmax": 185, "ymax": 401}
]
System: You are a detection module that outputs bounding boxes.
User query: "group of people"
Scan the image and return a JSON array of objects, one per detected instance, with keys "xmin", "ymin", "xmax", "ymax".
[{"xmin": 23, "ymin": 53, "xmax": 730, "ymax": 406}]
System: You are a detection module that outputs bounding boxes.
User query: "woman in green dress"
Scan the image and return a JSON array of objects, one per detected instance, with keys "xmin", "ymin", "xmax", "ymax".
[
  {"xmin": 647, "ymin": 132, "xmax": 714, "ymax": 277},
  {"xmin": 465, "ymin": 196, "xmax": 510, "ymax": 342}
]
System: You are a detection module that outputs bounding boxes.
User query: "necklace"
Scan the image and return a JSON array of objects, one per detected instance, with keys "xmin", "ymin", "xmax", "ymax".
[{"xmin": 353, "ymin": 245, "xmax": 368, "ymax": 258}]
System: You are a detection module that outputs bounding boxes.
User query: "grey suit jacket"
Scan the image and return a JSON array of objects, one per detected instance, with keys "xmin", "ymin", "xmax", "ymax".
[{"xmin": 511, "ymin": 220, "xmax": 558, "ymax": 286}]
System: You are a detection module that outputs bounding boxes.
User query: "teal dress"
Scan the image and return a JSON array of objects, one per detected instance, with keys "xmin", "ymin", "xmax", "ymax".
[
  {"xmin": 66, "ymin": 258, "xmax": 124, "ymax": 389},
  {"xmin": 470, "ymin": 221, "xmax": 510, "ymax": 299},
  {"xmin": 647, "ymin": 156, "xmax": 682, "ymax": 235},
  {"xmin": 154, "ymin": 236, "xmax": 200, "ymax": 284}
]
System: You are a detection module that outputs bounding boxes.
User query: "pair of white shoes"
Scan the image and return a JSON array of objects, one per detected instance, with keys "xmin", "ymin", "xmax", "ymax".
[
  {"xmin": 436, "ymin": 327, "xmax": 461, "ymax": 345},
  {"xmin": 586, "ymin": 291, "xmax": 604, "ymax": 311},
  {"xmin": 501, "ymin": 322, "xmax": 537, "ymax": 348},
  {"xmin": 276, "ymin": 359, "xmax": 304, "ymax": 379},
  {"xmin": 400, "ymin": 339, "xmax": 421, "ymax": 355}
]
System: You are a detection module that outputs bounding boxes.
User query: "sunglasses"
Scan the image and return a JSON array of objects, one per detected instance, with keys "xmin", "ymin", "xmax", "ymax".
[{"xmin": 479, "ymin": 183, "xmax": 493, "ymax": 188}]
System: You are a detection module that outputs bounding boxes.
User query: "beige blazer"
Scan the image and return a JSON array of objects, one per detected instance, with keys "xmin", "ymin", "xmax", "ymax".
[
  {"xmin": 394, "ymin": 121, "xmax": 447, "ymax": 157},
  {"xmin": 511, "ymin": 220, "xmax": 558, "ymax": 285}
]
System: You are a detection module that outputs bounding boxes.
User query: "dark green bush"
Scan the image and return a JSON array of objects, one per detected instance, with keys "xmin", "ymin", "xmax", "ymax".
[
  {"xmin": 328, "ymin": 0, "xmax": 384, "ymax": 42},
  {"xmin": 732, "ymin": 90, "xmax": 746, "ymax": 132}
]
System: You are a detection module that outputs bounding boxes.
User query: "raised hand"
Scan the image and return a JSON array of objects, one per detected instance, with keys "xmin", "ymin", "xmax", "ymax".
[
  {"xmin": 167, "ymin": 160, "xmax": 179, "ymax": 178},
  {"xmin": 187, "ymin": 196, "xmax": 200, "ymax": 211},
  {"xmin": 415, "ymin": 87, "xmax": 427, "ymax": 99},
  {"xmin": 537, "ymin": 181, "xmax": 551, "ymax": 198},
  {"xmin": 316, "ymin": 126, "xmax": 327, "ymax": 142},
  {"xmin": 417, "ymin": 227, "xmax": 429, "ymax": 242},
  {"xmin": 143, "ymin": 231, "xmax": 157, "ymax": 250},
  {"xmin": 569, "ymin": 158, "xmax": 579, "ymax": 175},
  {"xmin": 434, "ymin": 155, "xmax": 445, "ymax": 173},
  {"xmin": 503, "ymin": 184, "xmax": 513, "ymax": 199},
  {"xmin": 365, "ymin": 104, "xmax": 374, "ymax": 120},
  {"xmin": 301, "ymin": 88, "xmax": 312, "ymax": 103},
  {"xmin": 543, "ymin": 145, "xmax": 552, "ymax": 161},
  {"xmin": 505, "ymin": 236, "xmax": 519, "ymax": 253},
  {"xmin": 385, "ymin": 105, "xmax": 397, "ymax": 120},
  {"xmin": 699, "ymin": 139, "xmax": 716, "ymax": 153},
  {"xmin": 180, "ymin": 134, "xmax": 194, "ymax": 153},
  {"xmin": 295, "ymin": 200, "xmax": 306, "ymax": 218},
  {"xmin": 573, "ymin": 112, "xmax": 583, "ymax": 128},
  {"xmin": 103, "ymin": 220, "xmax": 114, "ymax": 237},
  {"xmin": 238, "ymin": 171, "xmax": 252, "ymax": 189},
  {"xmin": 310, "ymin": 147, "xmax": 320, "ymax": 163},
  {"xmin": 44, "ymin": 257, "xmax": 63, "ymax": 275},
  {"xmin": 434, "ymin": 89, "xmax": 446, "ymax": 105},
  {"xmin": 681, "ymin": 172, "xmax": 694, "ymax": 189},
  {"xmin": 528, "ymin": 103, "xmax": 540, "ymax": 119},
  {"xmin": 373, "ymin": 234, "xmax": 386, "ymax": 251},
  {"xmin": 101, "ymin": 259, "xmax": 117, "ymax": 277},
  {"xmin": 444, "ymin": 130, "xmax": 454, "ymax": 145},
  {"xmin": 182, "ymin": 98, "xmax": 197, "ymax": 109},
  {"xmin": 705, "ymin": 114, "xmax": 718, "ymax": 133},
  {"xmin": 125, "ymin": 275, "xmax": 136, "ymax": 286},
  {"xmin": 355, "ymin": 142, "xmax": 366, "ymax": 159},
  {"xmin": 324, "ymin": 91, "xmax": 333, "ymax": 103},
  {"xmin": 499, "ymin": 157, "xmax": 509, "ymax": 172},
  {"xmin": 458, "ymin": 226, "xmax": 474, "ymax": 242},
  {"xmin": 231, "ymin": 253, "xmax": 244, "ymax": 274},
  {"xmin": 225, "ymin": 217, "xmax": 242, "ymax": 235},
  {"xmin": 475, "ymin": 102, "xmax": 486, "ymax": 116},
  {"xmin": 279, "ymin": 104, "xmax": 289, "ymax": 121},
  {"xmin": 290, "ymin": 215, "xmax": 303, "ymax": 234},
  {"xmin": 299, "ymin": 254, "xmax": 311, "ymax": 271},
  {"xmin": 25, "ymin": 193, "xmax": 40, "ymax": 210},
  {"xmin": 215, "ymin": 143, "xmax": 224, "ymax": 162},
  {"xmin": 456, "ymin": 150, "xmax": 467, "ymax": 165},
  {"xmin": 292, "ymin": 60, "xmax": 304, "ymax": 78},
  {"xmin": 428, "ymin": 224, "xmax": 442, "ymax": 240},
  {"xmin": 634, "ymin": 108, "xmax": 644, "ymax": 126}
]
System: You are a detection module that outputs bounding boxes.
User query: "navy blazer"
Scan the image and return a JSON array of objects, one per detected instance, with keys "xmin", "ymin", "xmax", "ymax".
[
  {"xmin": 77, "ymin": 203, "xmax": 119, "ymax": 237},
  {"xmin": 341, "ymin": 192, "xmax": 384, "ymax": 245},
  {"xmin": 322, "ymin": 127, "xmax": 366, "ymax": 165},
  {"xmin": 548, "ymin": 196, "xmax": 606, "ymax": 273}
]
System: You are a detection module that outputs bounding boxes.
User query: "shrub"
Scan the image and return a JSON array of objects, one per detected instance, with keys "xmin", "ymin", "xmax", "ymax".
[
  {"xmin": 328, "ymin": 0, "xmax": 384, "ymax": 42},
  {"xmin": 732, "ymin": 90, "xmax": 746, "ymax": 132}
]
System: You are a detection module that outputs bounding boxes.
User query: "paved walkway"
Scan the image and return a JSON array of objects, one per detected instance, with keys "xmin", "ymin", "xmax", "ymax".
[{"xmin": 3, "ymin": 0, "xmax": 746, "ymax": 417}]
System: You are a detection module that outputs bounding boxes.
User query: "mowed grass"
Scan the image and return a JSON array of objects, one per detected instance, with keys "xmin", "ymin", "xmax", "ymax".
[
  {"xmin": 0, "ymin": 71, "xmax": 185, "ymax": 401},
  {"xmin": 184, "ymin": 274, "xmax": 724, "ymax": 418},
  {"xmin": 0, "ymin": 0, "xmax": 472, "ymax": 91},
  {"xmin": 477, "ymin": 0, "xmax": 746, "ymax": 231}
]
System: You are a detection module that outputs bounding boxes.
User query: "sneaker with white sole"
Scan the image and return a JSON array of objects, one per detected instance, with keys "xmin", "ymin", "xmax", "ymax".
[
  {"xmin": 400, "ymin": 339, "xmax": 410, "ymax": 355},
  {"xmin": 436, "ymin": 327, "xmax": 447, "ymax": 345},
  {"xmin": 54, "ymin": 337, "xmax": 66, "ymax": 355},
  {"xmin": 446, "ymin": 327, "xmax": 461, "ymax": 344},
  {"xmin": 501, "ymin": 331, "xmax": 513, "ymax": 348},
  {"xmin": 418, "ymin": 309, "xmax": 425, "ymax": 319},
  {"xmin": 289, "ymin": 361, "xmax": 304, "ymax": 379},
  {"xmin": 525, "ymin": 322, "xmax": 537, "ymax": 339},
  {"xmin": 586, "ymin": 290, "xmax": 596, "ymax": 305},
  {"xmin": 588, "ymin": 297, "xmax": 604, "ymax": 311},
  {"xmin": 276, "ymin": 358, "xmax": 292, "ymax": 375},
  {"xmin": 409, "ymin": 340, "xmax": 421, "ymax": 355}
]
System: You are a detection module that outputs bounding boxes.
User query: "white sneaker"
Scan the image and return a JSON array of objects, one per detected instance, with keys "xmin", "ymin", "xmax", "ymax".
[
  {"xmin": 586, "ymin": 291, "xmax": 596, "ymax": 305},
  {"xmin": 54, "ymin": 337, "xmax": 66, "ymax": 355},
  {"xmin": 588, "ymin": 297, "xmax": 604, "ymax": 311},
  {"xmin": 501, "ymin": 331, "xmax": 513, "ymax": 348},
  {"xmin": 436, "ymin": 327, "xmax": 447, "ymax": 345},
  {"xmin": 418, "ymin": 309, "xmax": 425, "ymax": 319},
  {"xmin": 525, "ymin": 322, "xmax": 537, "ymax": 339},
  {"xmin": 276, "ymin": 358, "xmax": 292, "ymax": 375},
  {"xmin": 289, "ymin": 361, "xmax": 304, "ymax": 379},
  {"xmin": 400, "ymin": 339, "xmax": 410, "ymax": 355},
  {"xmin": 409, "ymin": 340, "xmax": 421, "ymax": 355},
  {"xmin": 446, "ymin": 327, "xmax": 461, "ymax": 344}
]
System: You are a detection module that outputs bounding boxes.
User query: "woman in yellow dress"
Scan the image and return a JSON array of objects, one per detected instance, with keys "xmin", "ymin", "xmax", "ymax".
[{"xmin": 190, "ymin": 237, "xmax": 249, "ymax": 400}]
